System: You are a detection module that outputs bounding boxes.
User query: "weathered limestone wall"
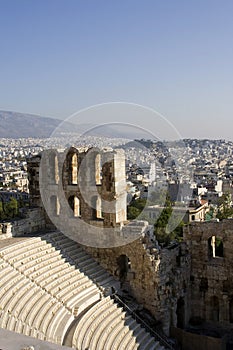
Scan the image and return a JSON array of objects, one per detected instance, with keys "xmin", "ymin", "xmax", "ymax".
[
  {"xmin": 0, "ymin": 207, "xmax": 46, "ymax": 239},
  {"xmin": 35, "ymin": 147, "xmax": 127, "ymax": 230},
  {"xmin": 85, "ymin": 222, "xmax": 191, "ymax": 335},
  {"xmin": 27, "ymin": 148, "xmax": 192, "ymax": 335},
  {"xmin": 184, "ymin": 220, "xmax": 233, "ymax": 326}
]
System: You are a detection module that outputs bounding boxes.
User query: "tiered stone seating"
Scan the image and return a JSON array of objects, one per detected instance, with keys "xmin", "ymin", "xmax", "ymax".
[
  {"xmin": 72, "ymin": 296, "xmax": 113, "ymax": 348},
  {"xmin": 0, "ymin": 233, "xmax": 167, "ymax": 349},
  {"xmin": 0, "ymin": 236, "xmax": 101, "ymax": 315},
  {"xmin": 0, "ymin": 312, "xmax": 45, "ymax": 340},
  {"xmin": 0, "ymin": 254, "xmax": 74, "ymax": 344},
  {"xmin": 0, "ymin": 237, "xmax": 44, "ymax": 257},
  {"xmin": 72, "ymin": 296, "xmax": 164, "ymax": 350},
  {"xmin": 0, "ymin": 236, "xmax": 102, "ymax": 344},
  {"xmin": 110, "ymin": 317, "xmax": 138, "ymax": 349},
  {"xmin": 45, "ymin": 231, "xmax": 120, "ymax": 292}
]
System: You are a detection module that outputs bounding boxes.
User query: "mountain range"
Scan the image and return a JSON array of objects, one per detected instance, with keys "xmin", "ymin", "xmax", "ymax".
[
  {"xmin": 0, "ymin": 110, "xmax": 155, "ymax": 140},
  {"xmin": 0, "ymin": 111, "xmax": 65, "ymax": 138}
]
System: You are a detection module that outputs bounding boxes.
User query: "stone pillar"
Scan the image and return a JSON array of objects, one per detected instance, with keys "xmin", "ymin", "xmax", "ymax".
[{"xmin": 211, "ymin": 236, "xmax": 216, "ymax": 257}]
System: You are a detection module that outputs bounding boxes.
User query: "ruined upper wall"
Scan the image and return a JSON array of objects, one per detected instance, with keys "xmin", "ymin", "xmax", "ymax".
[
  {"xmin": 183, "ymin": 220, "xmax": 233, "ymax": 325},
  {"xmin": 27, "ymin": 147, "xmax": 127, "ymax": 229},
  {"xmin": 27, "ymin": 147, "xmax": 193, "ymax": 335},
  {"xmin": 183, "ymin": 220, "xmax": 233, "ymax": 262},
  {"xmin": 85, "ymin": 223, "xmax": 191, "ymax": 335}
]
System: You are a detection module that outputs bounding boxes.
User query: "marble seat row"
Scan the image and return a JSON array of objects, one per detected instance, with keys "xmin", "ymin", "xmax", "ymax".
[
  {"xmin": 0, "ymin": 258, "xmax": 74, "ymax": 344},
  {"xmin": 72, "ymin": 296, "xmax": 165, "ymax": 350},
  {"xmin": 0, "ymin": 312, "xmax": 45, "ymax": 340},
  {"xmin": 18, "ymin": 253, "xmax": 64, "ymax": 275},
  {"xmin": 0, "ymin": 236, "xmax": 103, "ymax": 345},
  {"xmin": 0, "ymin": 237, "xmax": 45, "ymax": 257},
  {"xmin": 0, "ymin": 310, "xmax": 73, "ymax": 344},
  {"xmin": 43, "ymin": 233, "xmax": 166, "ymax": 349},
  {"xmin": 0, "ymin": 234, "xmax": 166, "ymax": 349},
  {"xmin": 13, "ymin": 245, "xmax": 60, "ymax": 268},
  {"xmin": 46, "ymin": 231, "xmax": 120, "ymax": 291},
  {"xmin": 0, "ymin": 266, "xmax": 23, "ymax": 293},
  {"xmin": 1, "ymin": 237, "xmax": 101, "ymax": 314}
]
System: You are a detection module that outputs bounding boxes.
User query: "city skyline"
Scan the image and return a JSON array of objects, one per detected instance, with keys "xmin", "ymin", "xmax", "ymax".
[{"xmin": 0, "ymin": 1, "xmax": 233, "ymax": 140}]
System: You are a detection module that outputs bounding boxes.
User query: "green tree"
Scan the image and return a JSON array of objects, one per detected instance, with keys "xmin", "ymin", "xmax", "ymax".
[
  {"xmin": 205, "ymin": 207, "xmax": 214, "ymax": 221},
  {"xmin": 127, "ymin": 206, "xmax": 141, "ymax": 220},
  {"xmin": 216, "ymin": 192, "xmax": 233, "ymax": 220},
  {"xmin": 131, "ymin": 198, "xmax": 147, "ymax": 211},
  {"xmin": 4, "ymin": 197, "xmax": 18, "ymax": 219},
  {"xmin": 127, "ymin": 197, "xmax": 147, "ymax": 220},
  {"xmin": 0, "ymin": 201, "xmax": 5, "ymax": 220},
  {"xmin": 153, "ymin": 195, "xmax": 184, "ymax": 245},
  {"xmin": 169, "ymin": 220, "xmax": 184, "ymax": 242},
  {"xmin": 154, "ymin": 196, "xmax": 172, "ymax": 228}
]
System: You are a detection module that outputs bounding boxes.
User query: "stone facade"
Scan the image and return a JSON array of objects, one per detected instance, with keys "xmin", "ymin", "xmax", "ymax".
[
  {"xmin": 184, "ymin": 220, "xmax": 233, "ymax": 327},
  {"xmin": 0, "ymin": 207, "xmax": 45, "ymax": 239},
  {"xmin": 32, "ymin": 147, "xmax": 127, "ymax": 230},
  {"xmin": 26, "ymin": 147, "xmax": 233, "ymax": 342},
  {"xmin": 27, "ymin": 147, "xmax": 192, "ymax": 335},
  {"xmin": 85, "ymin": 226, "xmax": 191, "ymax": 335}
]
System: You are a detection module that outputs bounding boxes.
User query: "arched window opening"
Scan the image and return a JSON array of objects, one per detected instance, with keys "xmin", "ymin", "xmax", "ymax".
[
  {"xmin": 210, "ymin": 296, "xmax": 219, "ymax": 322},
  {"xmin": 96, "ymin": 196, "xmax": 102, "ymax": 218},
  {"xmin": 54, "ymin": 155, "xmax": 59, "ymax": 184},
  {"xmin": 50, "ymin": 195, "xmax": 60, "ymax": 216},
  {"xmin": 91, "ymin": 196, "xmax": 102, "ymax": 219},
  {"xmin": 95, "ymin": 153, "xmax": 101, "ymax": 185},
  {"xmin": 116, "ymin": 255, "xmax": 131, "ymax": 282},
  {"xmin": 208, "ymin": 236, "xmax": 224, "ymax": 258},
  {"xmin": 208, "ymin": 237, "xmax": 213, "ymax": 258},
  {"xmin": 71, "ymin": 153, "xmax": 78, "ymax": 185},
  {"xmin": 215, "ymin": 237, "xmax": 224, "ymax": 257},
  {"xmin": 102, "ymin": 161, "xmax": 113, "ymax": 192},
  {"xmin": 191, "ymin": 214, "xmax": 195, "ymax": 221},
  {"xmin": 177, "ymin": 297, "xmax": 185, "ymax": 329},
  {"xmin": 68, "ymin": 195, "xmax": 80, "ymax": 217}
]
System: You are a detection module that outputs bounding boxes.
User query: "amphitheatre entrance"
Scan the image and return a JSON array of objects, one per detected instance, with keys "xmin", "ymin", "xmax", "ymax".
[{"xmin": 116, "ymin": 254, "xmax": 131, "ymax": 282}]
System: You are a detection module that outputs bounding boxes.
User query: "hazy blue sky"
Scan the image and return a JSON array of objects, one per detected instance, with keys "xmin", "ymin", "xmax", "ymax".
[{"xmin": 0, "ymin": 0, "xmax": 233, "ymax": 140}]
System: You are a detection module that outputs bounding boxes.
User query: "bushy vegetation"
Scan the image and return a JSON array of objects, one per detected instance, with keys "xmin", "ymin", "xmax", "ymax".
[
  {"xmin": 127, "ymin": 192, "xmax": 184, "ymax": 246},
  {"xmin": 153, "ymin": 195, "xmax": 184, "ymax": 245},
  {"xmin": 0, "ymin": 197, "xmax": 22, "ymax": 220},
  {"xmin": 127, "ymin": 197, "xmax": 147, "ymax": 220},
  {"xmin": 216, "ymin": 193, "xmax": 233, "ymax": 220}
]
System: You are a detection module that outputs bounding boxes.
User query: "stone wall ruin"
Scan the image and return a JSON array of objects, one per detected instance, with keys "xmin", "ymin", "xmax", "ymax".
[{"xmin": 26, "ymin": 146, "xmax": 233, "ymax": 342}]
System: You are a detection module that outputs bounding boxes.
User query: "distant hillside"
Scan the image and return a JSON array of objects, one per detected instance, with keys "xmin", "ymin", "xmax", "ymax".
[
  {"xmin": 0, "ymin": 111, "xmax": 65, "ymax": 138},
  {"xmin": 0, "ymin": 110, "xmax": 153, "ymax": 140}
]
